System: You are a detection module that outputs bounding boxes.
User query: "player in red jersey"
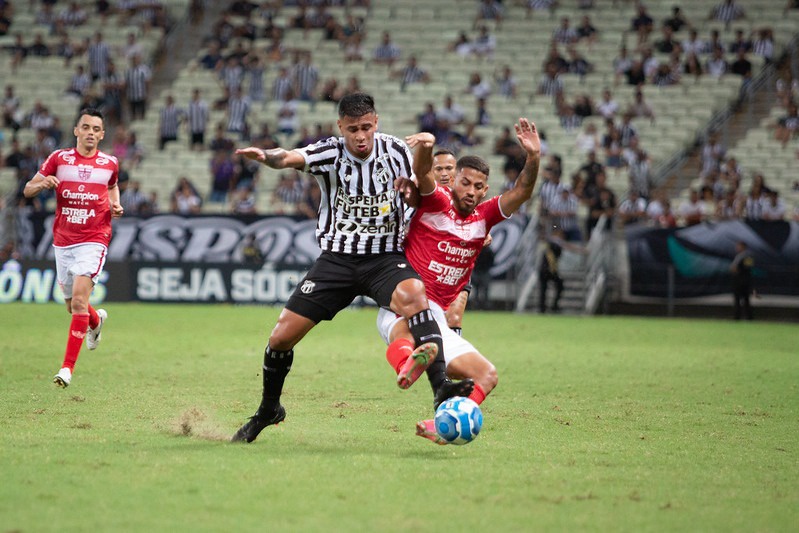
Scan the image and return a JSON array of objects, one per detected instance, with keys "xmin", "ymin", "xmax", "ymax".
[
  {"xmin": 23, "ymin": 108, "xmax": 123, "ymax": 388},
  {"xmin": 378, "ymin": 118, "xmax": 541, "ymax": 443}
]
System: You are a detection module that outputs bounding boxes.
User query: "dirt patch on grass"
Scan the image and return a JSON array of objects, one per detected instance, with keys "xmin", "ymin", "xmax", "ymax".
[{"xmin": 171, "ymin": 407, "xmax": 229, "ymax": 442}]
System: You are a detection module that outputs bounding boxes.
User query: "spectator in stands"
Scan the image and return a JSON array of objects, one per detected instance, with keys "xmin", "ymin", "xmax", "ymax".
[
  {"xmin": 631, "ymin": 3, "xmax": 654, "ymax": 45},
  {"xmin": 652, "ymin": 63, "xmax": 679, "ymax": 87},
  {"xmin": 701, "ymin": 133, "xmax": 726, "ymax": 175},
  {"xmin": 449, "ymin": 31, "xmax": 473, "ymax": 58},
  {"xmin": 542, "ymin": 43, "xmax": 568, "ymax": 75},
  {"xmin": 231, "ymin": 185, "xmax": 257, "ymax": 215},
  {"xmin": 209, "ymin": 149, "xmax": 238, "ymax": 203},
  {"xmin": 172, "ymin": 177, "xmax": 203, "ymax": 215},
  {"xmin": 2, "ymin": 84, "xmax": 21, "ymax": 132},
  {"xmin": 226, "ymin": 87, "xmax": 251, "ymax": 140},
  {"xmin": 271, "ymin": 170, "xmax": 305, "ymax": 213},
  {"xmin": 613, "ymin": 46, "xmax": 633, "ymax": 85},
  {"xmin": 728, "ymin": 29, "xmax": 752, "ymax": 54},
  {"xmin": 417, "ymin": 102, "xmax": 438, "ymax": 136},
  {"xmin": 87, "ymin": 32, "xmax": 110, "ymax": 81},
  {"xmin": 65, "ymin": 64, "xmax": 92, "ymax": 99},
  {"xmin": 573, "ymin": 94, "xmax": 594, "ymax": 119},
  {"xmin": 707, "ymin": 30, "xmax": 725, "ymax": 56},
  {"xmin": 538, "ymin": 64, "xmax": 564, "ymax": 99},
  {"xmin": 761, "ymin": 190, "xmax": 786, "ymax": 221},
  {"xmin": 624, "ymin": 60, "xmax": 647, "ymax": 87},
  {"xmin": 475, "ymin": 0, "xmax": 503, "ymax": 29},
  {"xmin": 372, "ymin": 31, "xmax": 401, "ymax": 67},
  {"xmin": 199, "ymin": 41, "xmax": 223, "ymax": 70},
  {"xmin": 603, "ymin": 126, "xmax": 624, "ymax": 170},
  {"xmin": 553, "ymin": 17, "xmax": 578, "ymax": 45},
  {"xmin": 709, "ymin": 0, "xmax": 745, "ymax": 27},
  {"xmin": 558, "ymin": 102, "xmax": 581, "ymax": 132},
  {"xmin": 774, "ymin": 103, "xmax": 799, "ymax": 147},
  {"xmin": 275, "ymin": 88, "xmax": 299, "ymax": 137},
  {"xmin": 617, "ymin": 189, "xmax": 647, "ymax": 226},
  {"xmin": 683, "ymin": 52, "xmax": 704, "ymax": 79},
  {"xmin": 576, "ymin": 15, "xmax": 598, "ymax": 46},
  {"xmin": 664, "ymin": 6, "xmax": 690, "ymax": 33},
  {"xmin": 124, "ymin": 54, "xmax": 151, "ymax": 120},
  {"xmin": 392, "ymin": 56, "xmax": 431, "ymax": 91},
  {"xmin": 158, "ymin": 95, "xmax": 185, "ymax": 150},
  {"xmin": 654, "ymin": 25, "xmax": 679, "ymax": 55},
  {"xmin": 566, "ymin": 46, "xmax": 593, "ymax": 77},
  {"xmin": 526, "ymin": 0, "xmax": 558, "ymax": 19},
  {"xmin": 297, "ymin": 178, "xmax": 322, "ymax": 220},
  {"xmin": 537, "ymin": 163, "xmax": 563, "ymax": 220},
  {"xmin": 627, "ymin": 147, "xmax": 652, "ymax": 199},
  {"xmin": 344, "ymin": 32, "xmax": 365, "ymax": 62},
  {"xmin": 58, "ymin": 2, "xmax": 88, "ymax": 27},
  {"xmin": 494, "ymin": 65, "xmax": 518, "ymax": 99},
  {"xmin": 706, "ymin": 47, "xmax": 729, "ymax": 78},
  {"xmin": 575, "ymin": 123, "xmax": 599, "ymax": 155},
  {"xmin": 437, "ymin": 95, "xmax": 465, "ymax": 127},
  {"xmin": 472, "ymin": 25, "xmax": 497, "ymax": 60},
  {"xmin": 627, "ymin": 90, "xmax": 655, "ymax": 123},
  {"xmin": 209, "ymin": 122, "xmax": 235, "ymax": 153},
  {"xmin": 292, "ymin": 51, "xmax": 320, "ymax": 103},
  {"xmin": 730, "ymin": 49, "xmax": 752, "ymax": 79},
  {"xmin": 677, "ymin": 189, "xmax": 709, "ymax": 226},
  {"xmin": 121, "ymin": 180, "xmax": 148, "ymax": 216},
  {"xmin": 585, "ymin": 170, "xmax": 616, "ymax": 234},
  {"xmin": 187, "ymin": 88, "xmax": 209, "ymax": 151},
  {"xmin": 682, "ymin": 29, "xmax": 707, "ymax": 57},
  {"xmin": 549, "ymin": 186, "xmax": 582, "ymax": 241},
  {"xmin": 751, "ymin": 27, "xmax": 775, "ymax": 64},
  {"xmin": 596, "ymin": 89, "xmax": 619, "ymax": 119},
  {"xmin": 465, "ymin": 72, "xmax": 491, "ymax": 99}
]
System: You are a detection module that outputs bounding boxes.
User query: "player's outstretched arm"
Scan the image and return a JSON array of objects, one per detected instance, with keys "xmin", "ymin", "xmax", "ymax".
[
  {"xmin": 236, "ymin": 146, "xmax": 306, "ymax": 170},
  {"xmin": 499, "ymin": 118, "xmax": 541, "ymax": 215},
  {"xmin": 23, "ymin": 173, "xmax": 59, "ymax": 198},
  {"xmin": 405, "ymin": 132, "xmax": 436, "ymax": 195}
]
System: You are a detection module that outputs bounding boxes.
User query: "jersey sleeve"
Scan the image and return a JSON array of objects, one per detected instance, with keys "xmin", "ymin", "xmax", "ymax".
[
  {"xmin": 418, "ymin": 184, "xmax": 451, "ymax": 213},
  {"xmin": 109, "ymin": 156, "xmax": 119, "ymax": 187},
  {"xmin": 296, "ymin": 138, "xmax": 338, "ymax": 175},
  {"xmin": 481, "ymin": 195, "xmax": 508, "ymax": 230},
  {"xmin": 38, "ymin": 150, "xmax": 60, "ymax": 176}
]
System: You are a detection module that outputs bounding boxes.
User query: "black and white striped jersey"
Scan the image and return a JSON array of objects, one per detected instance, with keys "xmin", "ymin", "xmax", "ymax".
[{"xmin": 296, "ymin": 132, "xmax": 415, "ymax": 255}]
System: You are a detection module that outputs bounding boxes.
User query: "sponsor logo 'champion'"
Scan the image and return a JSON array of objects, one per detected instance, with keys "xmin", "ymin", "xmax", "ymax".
[
  {"xmin": 62, "ymin": 189, "xmax": 100, "ymax": 201},
  {"xmin": 437, "ymin": 241, "xmax": 477, "ymax": 258}
]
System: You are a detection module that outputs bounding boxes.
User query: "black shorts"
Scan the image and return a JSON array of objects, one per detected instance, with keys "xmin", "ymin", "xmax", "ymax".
[{"xmin": 286, "ymin": 251, "xmax": 421, "ymax": 323}]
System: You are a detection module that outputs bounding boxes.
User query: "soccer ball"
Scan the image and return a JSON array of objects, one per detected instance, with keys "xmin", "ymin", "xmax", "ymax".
[{"xmin": 434, "ymin": 396, "xmax": 483, "ymax": 445}]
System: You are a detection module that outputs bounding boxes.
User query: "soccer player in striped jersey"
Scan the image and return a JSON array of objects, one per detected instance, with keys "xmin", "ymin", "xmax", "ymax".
[
  {"xmin": 378, "ymin": 118, "xmax": 541, "ymax": 444},
  {"xmin": 231, "ymin": 93, "xmax": 473, "ymax": 443},
  {"xmin": 23, "ymin": 108, "xmax": 123, "ymax": 387}
]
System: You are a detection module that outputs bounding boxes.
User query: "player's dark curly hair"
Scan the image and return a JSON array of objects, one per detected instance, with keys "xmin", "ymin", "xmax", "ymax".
[
  {"xmin": 457, "ymin": 155, "xmax": 490, "ymax": 177},
  {"xmin": 337, "ymin": 93, "xmax": 376, "ymax": 118}
]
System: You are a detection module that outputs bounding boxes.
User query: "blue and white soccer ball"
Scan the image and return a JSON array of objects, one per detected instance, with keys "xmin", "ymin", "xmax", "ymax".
[{"xmin": 434, "ymin": 396, "xmax": 483, "ymax": 445}]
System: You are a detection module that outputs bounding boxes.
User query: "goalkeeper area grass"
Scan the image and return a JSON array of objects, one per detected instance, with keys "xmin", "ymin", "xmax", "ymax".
[{"xmin": 1, "ymin": 303, "xmax": 796, "ymax": 531}]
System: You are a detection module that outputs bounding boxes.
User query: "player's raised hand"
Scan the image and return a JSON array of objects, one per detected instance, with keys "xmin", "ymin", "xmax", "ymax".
[
  {"xmin": 235, "ymin": 147, "xmax": 265, "ymax": 161},
  {"xmin": 394, "ymin": 176, "xmax": 421, "ymax": 207},
  {"xmin": 405, "ymin": 132, "xmax": 436, "ymax": 149},
  {"xmin": 514, "ymin": 118, "xmax": 541, "ymax": 157}
]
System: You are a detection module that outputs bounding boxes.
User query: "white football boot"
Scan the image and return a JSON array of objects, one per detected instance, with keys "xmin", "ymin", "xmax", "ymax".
[
  {"xmin": 53, "ymin": 367, "xmax": 72, "ymax": 388},
  {"xmin": 86, "ymin": 309, "xmax": 107, "ymax": 351}
]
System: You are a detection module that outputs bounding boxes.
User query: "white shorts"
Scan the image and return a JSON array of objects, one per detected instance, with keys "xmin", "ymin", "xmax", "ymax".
[
  {"xmin": 54, "ymin": 243, "xmax": 107, "ymax": 299},
  {"xmin": 376, "ymin": 300, "xmax": 478, "ymax": 365}
]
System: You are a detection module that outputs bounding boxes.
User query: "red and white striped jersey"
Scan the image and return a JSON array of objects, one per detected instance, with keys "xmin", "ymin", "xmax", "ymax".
[
  {"xmin": 39, "ymin": 148, "xmax": 119, "ymax": 248},
  {"xmin": 404, "ymin": 185, "xmax": 508, "ymax": 309}
]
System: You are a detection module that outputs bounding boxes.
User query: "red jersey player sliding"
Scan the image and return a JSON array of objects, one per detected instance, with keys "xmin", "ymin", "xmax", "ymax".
[
  {"xmin": 23, "ymin": 108, "xmax": 123, "ymax": 388},
  {"xmin": 378, "ymin": 117, "xmax": 541, "ymax": 444}
]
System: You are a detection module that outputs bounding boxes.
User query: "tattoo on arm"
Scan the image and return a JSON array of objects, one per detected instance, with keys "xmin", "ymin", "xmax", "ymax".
[{"xmin": 261, "ymin": 148, "xmax": 288, "ymax": 167}]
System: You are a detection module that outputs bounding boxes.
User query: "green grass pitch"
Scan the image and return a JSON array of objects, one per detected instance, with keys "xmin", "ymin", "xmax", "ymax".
[{"xmin": 1, "ymin": 303, "xmax": 797, "ymax": 532}]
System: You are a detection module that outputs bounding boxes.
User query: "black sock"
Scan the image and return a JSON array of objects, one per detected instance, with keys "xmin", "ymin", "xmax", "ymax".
[
  {"xmin": 450, "ymin": 326, "xmax": 462, "ymax": 337},
  {"xmin": 408, "ymin": 309, "xmax": 447, "ymax": 391},
  {"xmin": 260, "ymin": 346, "xmax": 293, "ymax": 410}
]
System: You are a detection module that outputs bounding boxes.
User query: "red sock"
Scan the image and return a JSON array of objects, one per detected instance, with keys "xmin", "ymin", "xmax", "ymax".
[
  {"xmin": 87, "ymin": 305, "xmax": 99, "ymax": 330},
  {"xmin": 386, "ymin": 338, "xmax": 414, "ymax": 374},
  {"xmin": 468, "ymin": 383, "xmax": 487, "ymax": 405},
  {"xmin": 62, "ymin": 313, "xmax": 89, "ymax": 371}
]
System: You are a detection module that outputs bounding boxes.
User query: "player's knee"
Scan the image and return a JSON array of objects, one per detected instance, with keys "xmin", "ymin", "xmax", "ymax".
[
  {"xmin": 479, "ymin": 364, "xmax": 498, "ymax": 394},
  {"xmin": 391, "ymin": 278, "xmax": 428, "ymax": 314}
]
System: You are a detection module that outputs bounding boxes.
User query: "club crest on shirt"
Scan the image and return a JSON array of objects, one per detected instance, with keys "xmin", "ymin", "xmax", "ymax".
[
  {"xmin": 77, "ymin": 164, "xmax": 93, "ymax": 181},
  {"xmin": 374, "ymin": 154, "xmax": 392, "ymax": 184}
]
